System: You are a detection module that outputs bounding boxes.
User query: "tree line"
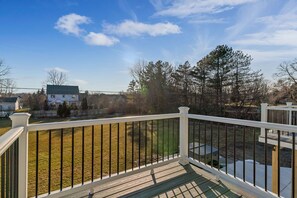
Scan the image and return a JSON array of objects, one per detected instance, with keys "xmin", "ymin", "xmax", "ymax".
[{"xmin": 127, "ymin": 45, "xmax": 273, "ymax": 119}]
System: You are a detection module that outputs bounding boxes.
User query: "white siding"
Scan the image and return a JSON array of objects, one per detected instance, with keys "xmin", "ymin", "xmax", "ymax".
[
  {"xmin": 48, "ymin": 94, "xmax": 79, "ymax": 105},
  {"xmin": 0, "ymin": 102, "xmax": 18, "ymax": 111}
]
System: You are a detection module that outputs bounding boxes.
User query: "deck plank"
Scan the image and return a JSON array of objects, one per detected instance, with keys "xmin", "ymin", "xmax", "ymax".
[{"xmin": 70, "ymin": 161, "xmax": 243, "ymax": 198}]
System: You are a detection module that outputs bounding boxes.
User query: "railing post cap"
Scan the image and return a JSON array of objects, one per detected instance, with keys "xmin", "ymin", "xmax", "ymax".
[
  {"xmin": 9, "ymin": 113, "xmax": 31, "ymax": 119},
  {"xmin": 178, "ymin": 106, "xmax": 190, "ymax": 114},
  {"xmin": 261, "ymin": 103, "xmax": 268, "ymax": 107},
  {"xmin": 286, "ymin": 102, "xmax": 293, "ymax": 106},
  {"xmin": 10, "ymin": 113, "xmax": 31, "ymax": 128}
]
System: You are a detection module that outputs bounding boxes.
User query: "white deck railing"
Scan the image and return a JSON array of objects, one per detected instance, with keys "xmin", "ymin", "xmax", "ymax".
[{"xmin": 2, "ymin": 107, "xmax": 297, "ymax": 197}]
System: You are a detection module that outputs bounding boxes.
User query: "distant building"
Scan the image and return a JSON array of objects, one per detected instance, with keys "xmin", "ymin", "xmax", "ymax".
[
  {"xmin": 47, "ymin": 85, "xmax": 79, "ymax": 107},
  {"xmin": 0, "ymin": 97, "xmax": 22, "ymax": 111}
]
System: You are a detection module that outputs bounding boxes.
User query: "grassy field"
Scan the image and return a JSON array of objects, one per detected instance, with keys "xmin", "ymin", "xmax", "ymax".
[
  {"xmin": 0, "ymin": 119, "xmax": 12, "ymax": 136},
  {"xmin": 0, "ymin": 118, "xmax": 180, "ymax": 196}
]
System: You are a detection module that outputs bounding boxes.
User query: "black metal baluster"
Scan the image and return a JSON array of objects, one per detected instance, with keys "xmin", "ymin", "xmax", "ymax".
[
  {"xmin": 60, "ymin": 129, "xmax": 63, "ymax": 191},
  {"xmin": 177, "ymin": 119, "xmax": 180, "ymax": 156},
  {"xmin": 48, "ymin": 130, "xmax": 51, "ymax": 194},
  {"xmin": 14, "ymin": 141, "xmax": 19, "ymax": 197},
  {"xmin": 138, "ymin": 121, "xmax": 141, "ymax": 168},
  {"xmin": 234, "ymin": 126, "xmax": 236, "ymax": 177},
  {"xmin": 277, "ymin": 130, "xmax": 280, "ymax": 197},
  {"xmin": 265, "ymin": 129, "xmax": 267, "ymax": 191},
  {"xmin": 10, "ymin": 143, "xmax": 14, "ymax": 198},
  {"xmin": 162, "ymin": 120, "xmax": 165, "ymax": 161},
  {"xmin": 204, "ymin": 122, "xmax": 207, "ymax": 164},
  {"xmin": 225, "ymin": 124, "xmax": 228, "ymax": 174},
  {"xmin": 36, "ymin": 131, "xmax": 39, "ymax": 197},
  {"xmin": 109, "ymin": 124, "xmax": 112, "ymax": 177},
  {"xmin": 193, "ymin": 120, "xmax": 196, "ymax": 159},
  {"xmin": 198, "ymin": 121, "xmax": 201, "ymax": 162},
  {"xmin": 132, "ymin": 122, "xmax": 134, "ymax": 169},
  {"xmin": 92, "ymin": 125, "xmax": 94, "ymax": 181},
  {"xmin": 1, "ymin": 154, "xmax": 5, "ymax": 198},
  {"xmin": 125, "ymin": 123, "xmax": 127, "ymax": 172},
  {"xmin": 157, "ymin": 121, "xmax": 159, "ymax": 163},
  {"xmin": 172, "ymin": 119, "xmax": 175, "ymax": 159},
  {"xmin": 292, "ymin": 133, "xmax": 295, "ymax": 198},
  {"xmin": 151, "ymin": 120, "xmax": 154, "ymax": 163},
  {"xmin": 6, "ymin": 148, "xmax": 9, "ymax": 198},
  {"xmin": 253, "ymin": 128, "xmax": 256, "ymax": 186},
  {"xmin": 167, "ymin": 119, "xmax": 170, "ymax": 160},
  {"xmin": 117, "ymin": 123, "xmax": 120, "ymax": 174},
  {"xmin": 82, "ymin": 127, "xmax": 85, "ymax": 184},
  {"xmin": 71, "ymin": 128, "xmax": 74, "ymax": 187},
  {"xmin": 217, "ymin": 123, "xmax": 220, "ymax": 171},
  {"xmin": 100, "ymin": 125, "xmax": 103, "ymax": 179},
  {"xmin": 210, "ymin": 122, "xmax": 213, "ymax": 168},
  {"xmin": 243, "ymin": 127, "xmax": 246, "ymax": 182},
  {"xmin": 145, "ymin": 121, "xmax": 147, "ymax": 166}
]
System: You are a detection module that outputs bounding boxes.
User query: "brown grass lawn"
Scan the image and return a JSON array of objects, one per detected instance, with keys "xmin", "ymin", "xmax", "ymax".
[{"xmin": 0, "ymin": 118, "xmax": 179, "ymax": 197}]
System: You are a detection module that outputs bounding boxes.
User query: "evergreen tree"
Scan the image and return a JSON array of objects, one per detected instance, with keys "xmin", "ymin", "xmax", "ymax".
[
  {"xmin": 43, "ymin": 100, "xmax": 49, "ymax": 111},
  {"xmin": 172, "ymin": 61, "xmax": 192, "ymax": 106},
  {"xmin": 81, "ymin": 98, "xmax": 88, "ymax": 110}
]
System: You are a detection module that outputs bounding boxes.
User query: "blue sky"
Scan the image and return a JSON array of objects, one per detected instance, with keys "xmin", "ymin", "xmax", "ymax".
[{"xmin": 0, "ymin": 0, "xmax": 296, "ymax": 92}]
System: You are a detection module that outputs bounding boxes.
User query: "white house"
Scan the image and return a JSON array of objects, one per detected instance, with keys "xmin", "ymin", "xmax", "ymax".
[
  {"xmin": 47, "ymin": 85, "xmax": 79, "ymax": 107},
  {"xmin": 0, "ymin": 97, "xmax": 21, "ymax": 111}
]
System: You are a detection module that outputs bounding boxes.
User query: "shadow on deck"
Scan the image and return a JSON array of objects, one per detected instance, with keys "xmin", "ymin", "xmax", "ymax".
[{"xmin": 74, "ymin": 162, "xmax": 243, "ymax": 198}]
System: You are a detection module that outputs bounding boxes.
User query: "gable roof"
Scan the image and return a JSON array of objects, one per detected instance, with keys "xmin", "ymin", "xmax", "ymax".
[
  {"xmin": 47, "ymin": 85, "xmax": 79, "ymax": 95},
  {"xmin": 0, "ymin": 97, "xmax": 19, "ymax": 103}
]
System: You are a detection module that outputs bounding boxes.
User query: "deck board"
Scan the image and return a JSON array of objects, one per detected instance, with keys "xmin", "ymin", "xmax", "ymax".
[{"xmin": 71, "ymin": 162, "xmax": 243, "ymax": 198}]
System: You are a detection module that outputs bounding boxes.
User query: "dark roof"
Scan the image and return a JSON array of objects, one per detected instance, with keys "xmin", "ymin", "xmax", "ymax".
[
  {"xmin": 0, "ymin": 97, "xmax": 19, "ymax": 103},
  {"xmin": 47, "ymin": 85, "xmax": 79, "ymax": 95}
]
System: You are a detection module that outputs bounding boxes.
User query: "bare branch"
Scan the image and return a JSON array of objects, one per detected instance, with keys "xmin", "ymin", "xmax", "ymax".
[
  {"xmin": 46, "ymin": 69, "xmax": 68, "ymax": 85},
  {"xmin": 0, "ymin": 60, "xmax": 10, "ymax": 78}
]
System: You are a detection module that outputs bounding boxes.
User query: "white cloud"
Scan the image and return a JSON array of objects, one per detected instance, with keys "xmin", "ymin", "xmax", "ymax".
[
  {"xmin": 188, "ymin": 18, "xmax": 226, "ymax": 24},
  {"xmin": 84, "ymin": 32, "xmax": 119, "ymax": 46},
  {"xmin": 73, "ymin": 79, "xmax": 88, "ymax": 85},
  {"xmin": 232, "ymin": 4, "xmax": 297, "ymax": 47},
  {"xmin": 55, "ymin": 13, "xmax": 91, "ymax": 36},
  {"xmin": 151, "ymin": 0, "xmax": 257, "ymax": 18},
  {"xmin": 233, "ymin": 30, "xmax": 297, "ymax": 47},
  {"xmin": 103, "ymin": 20, "xmax": 181, "ymax": 37},
  {"xmin": 45, "ymin": 67, "xmax": 69, "ymax": 73}
]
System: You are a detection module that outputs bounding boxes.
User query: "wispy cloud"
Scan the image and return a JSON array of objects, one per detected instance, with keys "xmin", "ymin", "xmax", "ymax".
[
  {"xmin": 103, "ymin": 20, "xmax": 181, "ymax": 37},
  {"xmin": 45, "ymin": 67, "xmax": 69, "ymax": 73},
  {"xmin": 232, "ymin": 3, "xmax": 297, "ymax": 47},
  {"xmin": 188, "ymin": 17, "xmax": 226, "ymax": 24},
  {"xmin": 84, "ymin": 32, "xmax": 119, "ymax": 46},
  {"xmin": 233, "ymin": 30, "xmax": 297, "ymax": 47},
  {"xmin": 55, "ymin": 13, "xmax": 91, "ymax": 36},
  {"xmin": 73, "ymin": 79, "xmax": 88, "ymax": 85},
  {"xmin": 151, "ymin": 0, "xmax": 257, "ymax": 18}
]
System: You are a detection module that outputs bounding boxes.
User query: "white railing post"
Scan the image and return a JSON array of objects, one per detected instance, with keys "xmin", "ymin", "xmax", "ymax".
[
  {"xmin": 179, "ymin": 106, "xmax": 190, "ymax": 166},
  {"xmin": 287, "ymin": 102, "xmax": 293, "ymax": 125},
  {"xmin": 260, "ymin": 103, "xmax": 268, "ymax": 137},
  {"xmin": 10, "ymin": 113, "xmax": 31, "ymax": 198}
]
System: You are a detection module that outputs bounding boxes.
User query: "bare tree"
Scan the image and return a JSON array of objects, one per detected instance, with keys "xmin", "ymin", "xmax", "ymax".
[
  {"xmin": 0, "ymin": 79, "xmax": 16, "ymax": 96},
  {"xmin": 274, "ymin": 59, "xmax": 297, "ymax": 85},
  {"xmin": 0, "ymin": 60, "xmax": 10, "ymax": 78},
  {"xmin": 0, "ymin": 60, "xmax": 16, "ymax": 95},
  {"xmin": 46, "ymin": 69, "xmax": 67, "ymax": 85}
]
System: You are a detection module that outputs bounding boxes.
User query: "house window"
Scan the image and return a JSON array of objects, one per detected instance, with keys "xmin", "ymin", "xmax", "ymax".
[
  {"xmin": 51, "ymin": 95, "xmax": 55, "ymax": 98},
  {"xmin": 62, "ymin": 95, "xmax": 65, "ymax": 98}
]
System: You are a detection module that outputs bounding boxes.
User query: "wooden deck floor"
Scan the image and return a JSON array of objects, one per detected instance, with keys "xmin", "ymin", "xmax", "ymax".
[{"xmin": 72, "ymin": 162, "xmax": 244, "ymax": 198}]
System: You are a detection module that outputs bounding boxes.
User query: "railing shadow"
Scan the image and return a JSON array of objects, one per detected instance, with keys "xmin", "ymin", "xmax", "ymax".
[{"xmin": 98, "ymin": 164, "xmax": 241, "ymax": 198}]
